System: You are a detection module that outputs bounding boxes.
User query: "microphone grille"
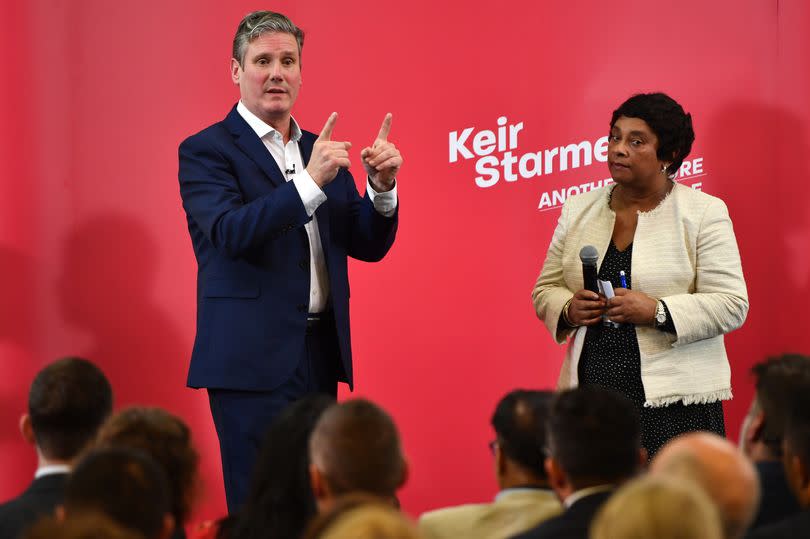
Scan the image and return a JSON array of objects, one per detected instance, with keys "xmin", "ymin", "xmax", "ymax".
[{"xmin": 579, "ymin": 245, "xmax": 599, "ymax": 264}]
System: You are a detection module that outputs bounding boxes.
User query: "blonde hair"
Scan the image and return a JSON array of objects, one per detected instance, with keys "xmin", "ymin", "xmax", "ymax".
[
  {"xmin": 591, "ymin": 476, "xmax": 723, "ymax": 539},
  {"xmin": 303, "ymin": 495, "xmax": 420, "ymax": 539}
]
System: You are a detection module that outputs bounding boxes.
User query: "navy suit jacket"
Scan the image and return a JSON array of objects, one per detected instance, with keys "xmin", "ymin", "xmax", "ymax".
[
  {"xmin": 510, "ymin": 490, "xmax": 613, "ymax": 539},
  {"xmin": 0, "ymin": 473, "xmax": 68, "ymax": 539},
  {"xmin": 178, "ymin": 105, "xmax": 398, "ymax": 391}
]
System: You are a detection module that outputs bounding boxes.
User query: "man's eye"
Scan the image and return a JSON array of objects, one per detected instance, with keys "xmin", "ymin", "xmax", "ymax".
[{"xmin": 257, "ymin": 59, "xmax": 268, "ymax": 65}]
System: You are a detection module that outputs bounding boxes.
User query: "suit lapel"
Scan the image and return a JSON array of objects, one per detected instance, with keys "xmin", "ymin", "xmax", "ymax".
[{"xmin": 224, "ymin": 106, "xmax": 286, "ymax": 187}]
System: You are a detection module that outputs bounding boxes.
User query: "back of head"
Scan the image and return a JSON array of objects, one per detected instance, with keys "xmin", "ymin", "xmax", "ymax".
[
  {"xmin": 491, "ymin": 390, "xmax": 554, "ymax": 478},
  {"xmin": 64, "ymin": 447, "xmax": 172, "ymax": 539},
  {"xmin": 303, "ymin": 495, "xmax": 420, "ymax": 539},
  {"xmin": 752, "ymin": 354, "xmax": 810, "ymax": 449},
  {"xmin": 309, "ymin": 399, "xmax": 406, "ymax": 498},
  {"xmin": 547, "ymin": 386, "xmax": 641, "ymax": 488},
  {"xmin": 591, "ymin": 475, "xmax": 723, "ymax": 539},
  {"xmin": 24, "ymin": 514, "xmax": 145, "ymax": 539},
  {"xmin": 650, "ymin": 432, "xmax": 760, "ymax": 539},
  {"xmin": 233, "ymin": 393, "xmax": 335, "ymax": 539},
  {"xmin": 28, "ymin": 357, "xmax": 113, "ymax": 460},
  {"xmin": 94, "ymin": 407, "xmax": 199, "ymax": 526}
]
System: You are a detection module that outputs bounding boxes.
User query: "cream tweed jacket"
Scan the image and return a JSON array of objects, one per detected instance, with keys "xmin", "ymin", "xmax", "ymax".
[{"xmin": 532, "ymin": 183, "xmax": 748, "ymax": 407}]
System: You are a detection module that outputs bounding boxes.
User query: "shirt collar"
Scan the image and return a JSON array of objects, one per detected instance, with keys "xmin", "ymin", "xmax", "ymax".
[
  {"xmin": 35, "ymin": 464, "xmax": 71, "ymax": 479},
  {"xmin": 563, "ymin": 484, "xmax": 613, "ymax": 508},
  {"xmin": 237, "ymin": 101, "xmax": 302, "ymax": 143},
  {"xmin": 494, "ymin": 486, "xmax": 553, "ymax": 502}
]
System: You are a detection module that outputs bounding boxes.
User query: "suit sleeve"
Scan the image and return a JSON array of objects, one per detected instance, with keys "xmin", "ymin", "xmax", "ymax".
[
  {"xmin": 662, "ymin": 198, "xmax": 749, "ymax": 346},
  {"xmin": 532, "ymin": 201, "xmax": 576, "ymax": 344},
  {"xmin": 341, "ymin": 170, "xmax": 399, "ymax": 262},
  {"xmin": 178, "ymin": 135, "xmax": 311, "ymax": 259}
]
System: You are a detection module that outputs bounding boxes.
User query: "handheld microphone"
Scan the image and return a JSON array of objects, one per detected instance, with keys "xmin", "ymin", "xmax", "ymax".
[
  {"xmin": 579, "ymin": 245, "xmax": 599, "ymax": 294},
  {"xmin": 285, "ymin": 164, "xmax": 296, "ymax": 175}
]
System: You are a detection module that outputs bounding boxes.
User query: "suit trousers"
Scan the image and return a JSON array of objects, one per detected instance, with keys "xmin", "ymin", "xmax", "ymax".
[{"xmin": 207, "ymin": 314, "xmax": 341, "ymax": 513}]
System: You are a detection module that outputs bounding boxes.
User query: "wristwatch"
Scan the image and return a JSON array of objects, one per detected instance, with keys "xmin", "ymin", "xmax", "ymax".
[{"xmin": 654, "ymin": 300, "xmax": 667, "ymax": 328}]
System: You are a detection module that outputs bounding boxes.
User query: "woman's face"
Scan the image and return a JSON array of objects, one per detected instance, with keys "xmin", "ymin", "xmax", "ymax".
[{"xmin": 607, "ymin": 116, "xmax": 667, "ymax": 187}]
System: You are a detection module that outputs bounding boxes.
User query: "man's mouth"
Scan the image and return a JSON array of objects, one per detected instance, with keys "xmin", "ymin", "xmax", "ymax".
[{"xmin": 266, "ymin": 88, "xmax": 286, "ymax": 94}]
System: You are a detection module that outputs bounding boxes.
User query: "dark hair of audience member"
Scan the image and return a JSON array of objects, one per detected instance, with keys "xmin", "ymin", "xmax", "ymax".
[
  {"xmin": 24, "ymin": 514, "xmax": 146, "ymax": 539},
  {"xmin": 95, "ymin": 407, "xmax": 200, "ymax": 529},
  {"xmin": 309, "ymin": 399, "xmax": 406, "ymax": 499},
  {"xmin": 64, "ymin": 447, "xmax": 172, "ymax": 539},
  {"xmin": 752, "ymin": 353, "xmax": 810, "ymax": 454},
  {"xmin": 784, "ymin": 387, "xmax": 810, "ymax": 478},
  {"xmin": 491, "ymin": 390, "xmax": 553, "ymax": 478},
  {"xmin": 228, "ymin": 393, "xmax": 335, "ymax": 539},
  {"xmin": 28, "ymin": 357, "xmax": 113, "ymax": 459},
  {"xmin": 547, "ymin": 385, "xmax": 641, "ymax": 488}
]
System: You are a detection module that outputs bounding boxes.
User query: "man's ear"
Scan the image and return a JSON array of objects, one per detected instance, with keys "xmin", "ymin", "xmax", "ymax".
[
  {"xmin": 398, "ymin": 457, "xmax": 409, "ymax": 489},
  {"xmin": 230, "ymin": 58, "xmax": 241, "ymax": 85},
  {"xmin": 309, "ymin": 463, "xmax": 327, "ymax": 500},
  {"xmin": 545, "ymin": 457, "xmax": 565, "ymax": 491},
  {"xmin": 55, "ymin": 505, "xmax": 66, "ymax": 522},
  {"xmin": 19, "ymin": 414, "xmax": 36, "ymax": 445},
  {"xmin": 159, "ymin": 513, "xmax": 175, "ymax": 539},
  {"xmin": 748, "ymin": 411, "xmax": 767, "ymax": 443},
  {"xmin": 495, "ymin": 445, "xmax": 507, "ymax": 478},
  {"xmin": 638, "ymin": 447, "xmax": 649, "ymax": 471}
]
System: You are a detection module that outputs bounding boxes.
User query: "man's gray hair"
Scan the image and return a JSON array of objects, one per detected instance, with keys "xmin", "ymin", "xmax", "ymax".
[{"xmin": 232, "ymin": 11, "xmax": 305, "ymax": 66}]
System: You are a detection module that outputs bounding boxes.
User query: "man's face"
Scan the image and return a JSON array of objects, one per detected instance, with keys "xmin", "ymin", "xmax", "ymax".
[{"xmin": 231, "ymin": 32, "xmax": 301, "ymax": 126}]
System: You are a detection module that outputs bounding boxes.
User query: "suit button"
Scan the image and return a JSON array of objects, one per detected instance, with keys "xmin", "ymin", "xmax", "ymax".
[
  {"xmin": 297, "ymin": 304, "xmax": 307, "ymax": 312},
  {"xmin": 299, "ymin": 260, "xmax": 308, "ymax": 270}
]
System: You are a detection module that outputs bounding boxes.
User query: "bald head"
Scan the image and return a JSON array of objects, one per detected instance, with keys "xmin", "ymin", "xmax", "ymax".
[
  {"xmin": 650, "ymin": 433, "xmax": 760, "ymax": 539},
  {"xmin": 309, "ymin": 399, "xmax": 406, "ymax": 502}
]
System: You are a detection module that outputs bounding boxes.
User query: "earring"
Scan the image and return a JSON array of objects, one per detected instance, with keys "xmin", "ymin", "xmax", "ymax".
[{"xmin": 661, "ymin": 164, "xmax": 669, "ymax": 174}]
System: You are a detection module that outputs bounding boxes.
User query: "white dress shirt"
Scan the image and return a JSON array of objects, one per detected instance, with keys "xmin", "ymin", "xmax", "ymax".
[{"xmin": 236, "ymin": 101, "xmax": 397, "ymax": 313}]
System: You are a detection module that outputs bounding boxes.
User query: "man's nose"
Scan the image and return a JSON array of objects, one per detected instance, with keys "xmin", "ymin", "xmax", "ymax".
[{"xmin": 269, "ymin": 61, "xmax": 283, "ymax": 80}]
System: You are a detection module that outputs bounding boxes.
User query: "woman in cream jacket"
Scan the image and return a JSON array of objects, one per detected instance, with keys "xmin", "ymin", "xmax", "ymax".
[{"xmin": 532, "ymin": 93, "xmax": 748, "ymax": 455}]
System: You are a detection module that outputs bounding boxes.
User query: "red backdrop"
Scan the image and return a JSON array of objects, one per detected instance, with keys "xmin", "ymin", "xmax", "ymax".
[{"xmin": 2, "ymin": 0, "xmax": 809, "ymax": 524}]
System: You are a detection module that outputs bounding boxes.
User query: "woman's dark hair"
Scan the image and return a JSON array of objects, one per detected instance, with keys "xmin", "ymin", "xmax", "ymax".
[
  {"xmin": 610, "ymin": 92, "xmax": 695, "ymax": 177},
  {"xmin": 94, "ymin": 407, "xmax": 200, "ymax": 529},
  {"xmin": 229, "ymin": 393, "xmax": 336, "ymax": 539}
]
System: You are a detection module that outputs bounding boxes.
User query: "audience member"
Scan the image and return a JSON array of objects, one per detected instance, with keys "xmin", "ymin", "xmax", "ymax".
[
  {"xmin": 303, "ymin": 494, "xmax": 421, "ymax": 539},
  {"xmin": 650, "ymin": 432, "xmax": 759, "ymax": 539},
  {"xmin": 224, "ymin": 394, "xmax": 335, "ymax": 539},
  {"xmin": 58, "ymin": 447, "xmax": 174, "ymax": 539},
  {"xmin": 309, "ymin": 399, "xmax": 408, "ymax": 512},
  {"xmin": 740, "ymin": 354, "xmax": 809, "ymax": 529},
  {"xmin": 419, "ymin": 390, "xmax": 561, "ymax": 539},
  {"xmin": 590, "ymin": 475, "xmax": 723, "ymax": 539},
  {"xmin": 511, "ymin": 385, "xmax": 644, "ymax": 539},
  {"xmin": 95, "ymin": 407, "xmax": 200, "ymax": 539},
  {"xmin": 23, "ymin": 513, "xmax": 145, "ymax": 539},
  {"xmin": 0, "ymin": 357, "xmax": 113, "ymax": 539},
  {"xmin": 748, "ymin": 380, "xmax": 810, "ymax": 538}
]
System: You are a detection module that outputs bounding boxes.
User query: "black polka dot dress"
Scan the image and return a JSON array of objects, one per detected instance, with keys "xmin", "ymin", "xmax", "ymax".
[{"xmin": 577, "ymin": 240, "xmax": 725, "ymax": 457}]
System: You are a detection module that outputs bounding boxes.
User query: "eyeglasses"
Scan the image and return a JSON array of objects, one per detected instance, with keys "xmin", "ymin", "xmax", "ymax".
[{"xmin": 488, "ymin": 439, "xmax": 499, "ymax": 455}]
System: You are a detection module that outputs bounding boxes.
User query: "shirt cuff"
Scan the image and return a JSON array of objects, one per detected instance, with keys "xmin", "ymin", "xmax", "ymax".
[
  {"xmin": 367, "ymin": 178, "xmax": 398, "ymax": 218},
  {"xmin": 293, "ymin": 170, "xmax": 327, "ymax": 217}
]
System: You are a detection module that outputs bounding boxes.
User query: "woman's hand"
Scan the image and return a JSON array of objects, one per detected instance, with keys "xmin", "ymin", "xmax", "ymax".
[
  {"xmin": 606, "ymin": 288, "xmax": 657, "ymax": 325},
  {"xmin": 567, "ymin": 289, "xmax": 607, "ymax": 326}
]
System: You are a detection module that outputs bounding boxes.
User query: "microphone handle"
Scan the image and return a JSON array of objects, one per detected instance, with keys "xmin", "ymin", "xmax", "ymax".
[{"xmin": 583, "ymin": 263, "xmax": 599, "ymax": 294}]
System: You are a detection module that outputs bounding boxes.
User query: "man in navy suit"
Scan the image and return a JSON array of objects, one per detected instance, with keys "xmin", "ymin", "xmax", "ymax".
[
  {"xmin": 511, "ymin": 386, "xmax": 644, "ymax": 539},
  {"xmin": 0, "ymin": 357, "xmax": 113, "ymax": 539},
  {"xmin": 178, "ymin": 10, "xmax": 400, "ymax": 512}
]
